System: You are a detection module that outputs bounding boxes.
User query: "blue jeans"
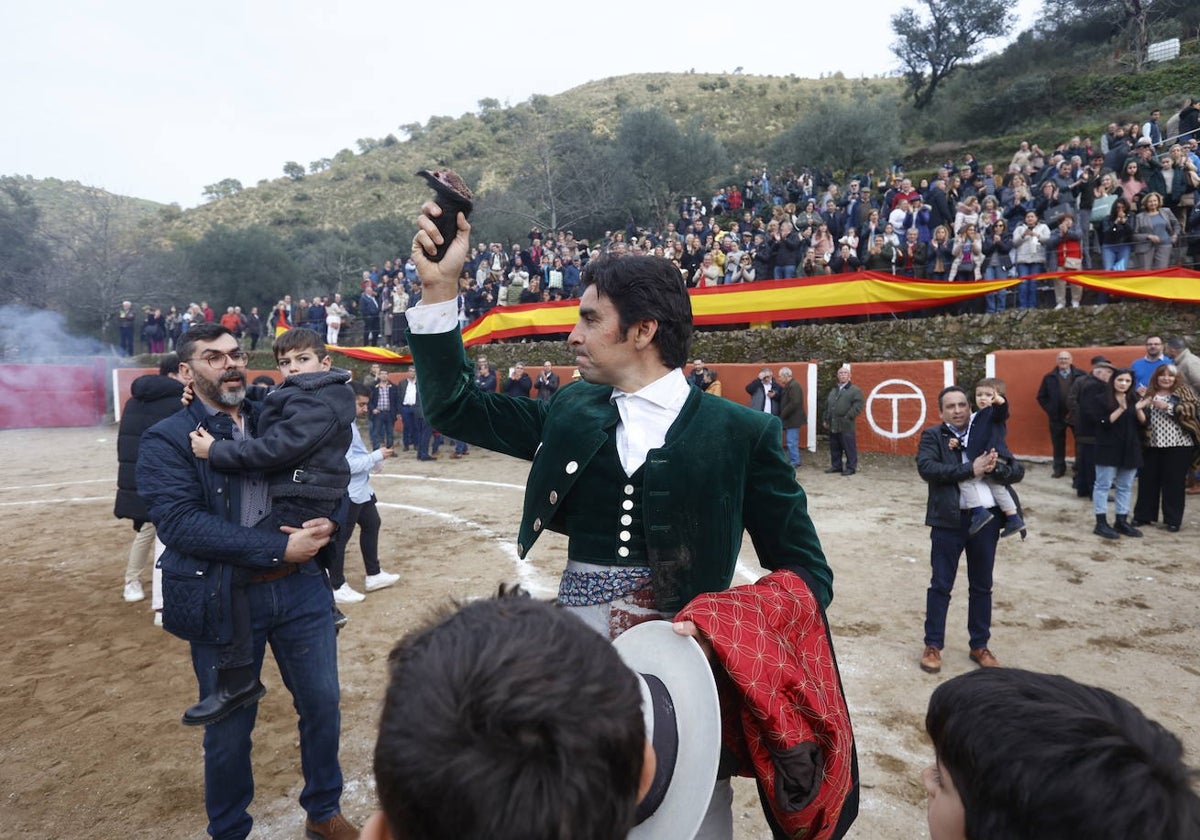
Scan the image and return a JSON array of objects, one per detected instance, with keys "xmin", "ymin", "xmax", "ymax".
[
  {"xmin": 924, "ymin": 512, "xmax": 1000, "ymax": 651},
  {"xmin": 774, "ymin": 265, "xmax": 796, "ymax": 279},
  {"xmin": 1102, "ymin": 244, "xmax": 1131, "ymax": 271},
  {"xmin": 784, "ymin": 427, "xmax": 802, "ymax": 466},
  {"xmin": 369, "ymin": 411, "xmax": 394, "ymax": 449},
  {"xmin": 1015, "ymin": 263, "xmax": 1042, "ymax": 308},
  {"xmin": 1093, "ymin": 464, "xmax": 1136, "ymax": 515},
  {"xmin": 398, "ymin": 405, "xmax": 417, "ymax": 449},
  {"xmin": 190, "ymin": 563, "xmax": 343, "ymax": 840},
  {"xmin": 983, "ymin": 266, "xmax": 1008, "ymax": 312}
]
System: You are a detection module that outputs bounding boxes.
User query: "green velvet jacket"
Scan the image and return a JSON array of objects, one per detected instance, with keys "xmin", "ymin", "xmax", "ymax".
[{"xmin": 409, "ymin": 329, "xmax": 832, "ymax": 611}]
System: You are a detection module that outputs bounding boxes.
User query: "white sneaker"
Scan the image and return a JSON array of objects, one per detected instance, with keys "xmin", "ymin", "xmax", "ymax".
[
  {"xmin": 364, "ymin": 571, "xmax": 400, "ymax": 592},
  {"xmin": 333, "ymin": 583, "xmax": 366, "ymax": 604},
  {"xmin": 123, "ymin": 581, "xmax": 145, "ymax": 602},
  {"xmin": 1071, "ymin": 301, "xmax": 1080, "ymax": 308},
  {"xmin": 1054, "ymin": 303, "xmax": 1065, "ymax": 310},
  {"xmin": 153, "ymin": 610, "xmax": 163, "ymax": 627}
]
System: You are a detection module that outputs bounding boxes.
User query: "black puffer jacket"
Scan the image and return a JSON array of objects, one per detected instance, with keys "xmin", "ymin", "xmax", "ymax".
[
  {"xmin": 207, "ymin": 368, "xmax": 355, "ymax": 500},
  {"xmin": 114, "ymin": 374, "xmax": 185, "ymax": 524}
]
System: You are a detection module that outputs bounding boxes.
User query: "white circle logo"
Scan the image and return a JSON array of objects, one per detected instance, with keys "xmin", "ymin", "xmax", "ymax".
[{"xmin": 866, "ymin": 379, "xmax": 927, "ymax": 440}]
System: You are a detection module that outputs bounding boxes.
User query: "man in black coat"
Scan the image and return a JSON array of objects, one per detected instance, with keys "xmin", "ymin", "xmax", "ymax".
[
  {"xmin": 1036, "ymin": 351, "xmax": 1088, "ymax": 478},
  {"xmin": 1067, "ymin": 356, "xmax": 1115, "ymax": 498},
  {"xmin": 114, "ymin": 353, "xmax": 184, "ymax": 606}
]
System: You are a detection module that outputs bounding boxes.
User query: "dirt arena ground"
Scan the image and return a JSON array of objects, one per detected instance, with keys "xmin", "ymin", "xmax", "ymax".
[{"xmin": 2, "ymin": 423, "xmax": 1198, "ymax": 839}]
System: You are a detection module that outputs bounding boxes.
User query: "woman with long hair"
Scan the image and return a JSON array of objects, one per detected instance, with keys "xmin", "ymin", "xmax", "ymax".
[
  {"xmin": 926, "ymin": 224, "xmax": 954, "ymax": 281},
  {"xmin": 1101, "ymin": 197, "xmax": 1135, "ymax": 271},
  {"xmin": 1087, "ymin": 368, "xmax": 1150, "ymax": 539},
  {"xmin": 1133, "ymin": 363, "xmax": 1200, "ymax": 532},
  {"xmin": 1118, "ymin": 159, "xmax": 1146, "ymax": 207}
]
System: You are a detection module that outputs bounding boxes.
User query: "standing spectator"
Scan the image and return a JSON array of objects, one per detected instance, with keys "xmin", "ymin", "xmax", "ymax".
[
  {"xmin": 1012, "ymin": 211, "xmax": 1050, "ymax": 308},
  {"xmin": 117, "ymin": 300, "xmax": 137, "ymax": 355},
  {"xmin": 778, "ymin": 366, "xmax": 806, "ymax": 468},
  {"xmin": 1165, "ymin": 336, "xmax": 1200, "ymax": 393},
  {"xmin": 330, "ymin": 382, "xmax": 400, "ymax": 597},
  {"xmin": 474, "ymin": 357, "xmax": 497, "ymax": 393},
  {"xmin": 1133, "ymin": 364, "xmax": 1200, "ymax": 532},
  {"xmin": 243, "ymin": 306, "xmax": 262, "ymax": 351},
  {"xmin": 269, "ymin": 300, "xmax": 292, "ymax": 338},
  {"xmin": 1142, "ymin": 108, "xmax": 1163, "ymax": 148},
  {"xmin": 927, "ymin": 225, "xmax": 954, "ymax": 280},
  {"xmin": 325, "ymin": 295, "xmax": 346, "ymax": 345},
  {"xmin": 981, "ymin": 220, "xmax": 1014, "ymax": 313},
  {"xmin": 1132, "ymin": 192, "xmax": 1180, "ymax": 269},
  {"xmin": 534, "ymin": 361, "xmax": 559, "ymax": 402},
  {"xmin": 745, "ymin": 367, "xmax": 781, "ymax": 417},
  {"xmin": 397, "ymin": 367, "xmax": 434, "ymax": 461},
  {"xmin": 772, "ymin": 220, "xmax": 804, "ymax": 279},
  {"xmin": 1086, "ymin": 368, "xmax": 1150, "ymax": 539},
  {"xmin": 1101, "ymin": 197, "xmax": 1135, "ymax": 270},
  {"xmin": 1068, "ymin": 356, "xmax": 1115, "ymax": 498},
  {"xmin": 1132, "ymin": 335, "xmax": 1168, "ymax": 391},
  {"xmin": 135, "ymin": 325, "xmax": 353, "ymax": 840},
  {"xmin": 368, "ymin": 370, "xmax": 398, "ymax": 451},
  {"xmin": 1047, "ymin": 214, "xmax": 1084, "ymax": 309},
  {"xmin": 143, "ymin": 308, "xmax": 166, "ymax": 354},
  {"xmin": 823, "ymin": 366, "xmax": 864, "ymax": 476},
  {"xmin": 1037, "ymin": 351, "xmax": 1087, "ymax": 478},
  {"xmin": 503, "ymin": 362, "xmax": 533, "ymax": 398},
  {"xmin": 115, "ymin": 353, "xmax": 184, "ymax": 607},
  {"xmin": 916, "ymin": 386, "xmax": 1015, "ymax": 674},
  {"xmin": 360, "ymin": 285, "xmax": 381, "ymax": 346}
]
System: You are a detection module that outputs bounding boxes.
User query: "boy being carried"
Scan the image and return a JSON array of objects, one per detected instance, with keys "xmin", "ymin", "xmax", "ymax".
[
  {"xmin": 959, "ymin": 378, "xmax": 1025, "ymax": 538},
  {"xmin": 184, "ymin": 327, "xmax": 355, "ymax": 726}
]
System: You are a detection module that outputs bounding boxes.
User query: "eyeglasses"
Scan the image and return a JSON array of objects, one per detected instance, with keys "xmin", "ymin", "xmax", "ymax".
[{"xmin": 191, "ymin": 349, "xmax": 249, "ymax": 368}]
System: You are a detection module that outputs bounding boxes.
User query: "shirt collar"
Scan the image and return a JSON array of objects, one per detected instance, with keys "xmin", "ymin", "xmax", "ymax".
[{"xmin": 610, "ymin": 368, "xmax": 690, "ymax": 411}]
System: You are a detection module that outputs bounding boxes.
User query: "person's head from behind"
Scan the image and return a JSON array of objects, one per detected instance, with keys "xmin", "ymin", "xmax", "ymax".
[
  {"xmin": 573, "ymin": 256, "xmax": 693, "ymax": 386},
  {"xmin": 351, "ymin": 380, "xmax": 371, "ymax": 418},
  {"xmin": 923, "ymin": 668, "xmax": 1200, "ymax": 840},
  {"xmin": 272, "ymin": 328, "xmax": 330, "ymax": 377},
  {"xmin": 368, "ymin": 593, "xmax": 646, "ymax": 840},
  {"xmin": 973, "ymin": 377, "xmax": 1005, "ymax": 409},
  {"xmin": 158, "ymin": 352, "xmax": 182, "ymax": 379}
]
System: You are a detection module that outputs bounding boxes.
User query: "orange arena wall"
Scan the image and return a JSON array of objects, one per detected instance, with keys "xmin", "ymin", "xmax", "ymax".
[{"xmin": 988, "ymin": 346, "xmax": 1145, "ymax": 459}]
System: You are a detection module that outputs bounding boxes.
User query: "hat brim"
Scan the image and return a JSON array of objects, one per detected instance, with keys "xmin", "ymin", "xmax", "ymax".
[{"xmin": 615, "ymin": 621, "xmax": 722, "ymax": 840}]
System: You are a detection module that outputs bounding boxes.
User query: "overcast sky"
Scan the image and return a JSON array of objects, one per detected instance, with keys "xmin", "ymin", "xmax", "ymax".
[{"xmin": 3, "ymin": 0, "xmax": 1040, "ymax": 208}]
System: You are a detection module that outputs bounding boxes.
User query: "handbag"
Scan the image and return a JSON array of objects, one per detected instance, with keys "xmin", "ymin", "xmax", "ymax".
[{"xmin": 1063, "ymin": 257, "xmax": 1083, "ymax": 270}]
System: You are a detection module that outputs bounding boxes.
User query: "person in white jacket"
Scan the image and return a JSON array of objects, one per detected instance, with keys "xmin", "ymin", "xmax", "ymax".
[{"xmin": 1011, "ymin": 211, "xmax": 1051, "ymax": 309}]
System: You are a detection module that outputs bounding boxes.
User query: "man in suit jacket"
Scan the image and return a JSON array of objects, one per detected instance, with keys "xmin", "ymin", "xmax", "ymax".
[
  {"xmin": 534, "ymin": 361, "xmax": 560, "ymax": 402},
  {"xmin": 778, "ymin": 367, "xmax": 806, "ymax": 468},
  {"xmin": 368, "ymin": 371, "xmax": 400, "ymax": 450},
  {"xmin": 745, "ymin": 368, "xmax": 782, "ymax": 416},
  {"xmin": 1036, "ymin": 351, "xmax": 1087, "ymax": 478},
  {"xmin": 823, "ymin": 366, "xmax": 865, "ymax": 476},
  {"xmin": 396, "ymin": 367, "xmax": 433, "ymax": 460},
  {"xmin": 916, "ymin": 386, "xmax": 1018, "ymax": 676}
]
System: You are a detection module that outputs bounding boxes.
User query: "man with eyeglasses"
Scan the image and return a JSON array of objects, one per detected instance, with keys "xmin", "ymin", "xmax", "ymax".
[{"xmin": 136, "ymin": 322, "xmax": 357, "ymax": 840}]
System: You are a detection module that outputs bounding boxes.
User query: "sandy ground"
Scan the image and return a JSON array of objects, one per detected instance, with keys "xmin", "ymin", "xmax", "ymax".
[{"xmin": 1, "ymin": 424, "xmax": 1198, "ymax": 840}]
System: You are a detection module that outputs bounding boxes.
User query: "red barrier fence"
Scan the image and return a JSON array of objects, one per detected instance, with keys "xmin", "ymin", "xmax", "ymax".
[{"xmin": 0, "ymin": 362, "xmax": 108, "ymax": 429}]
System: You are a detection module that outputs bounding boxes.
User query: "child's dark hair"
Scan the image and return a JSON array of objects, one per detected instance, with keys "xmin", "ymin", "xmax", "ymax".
[
  {"xmin": 374, "ymin": 592, "xmax": 645, "ymax": 840},
  {"xmin": 926, "ymin": 668, "xmax": 1200, "ymax": 839},
  {"xmin": 272, "ymin": 327, "xmax": 326, "ymax": 359}
]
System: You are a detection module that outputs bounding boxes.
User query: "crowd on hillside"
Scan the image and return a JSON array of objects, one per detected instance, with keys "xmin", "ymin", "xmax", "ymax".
[{"xmin": 117, "ymin": 98, "xmax": 1200, "ymax": 355}]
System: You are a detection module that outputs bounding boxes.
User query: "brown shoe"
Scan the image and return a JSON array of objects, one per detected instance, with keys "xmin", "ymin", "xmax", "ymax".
[
  {"xmin": 969, "ymin": 647, "xmax": 1000, "ymax": 668},
  {"xmin": 305, "ymin": 812, "xmax": 359, "ymax": 840},
  {"xmin": 920, "ymin": 645, "xmax": 942, "ymax": 673}
]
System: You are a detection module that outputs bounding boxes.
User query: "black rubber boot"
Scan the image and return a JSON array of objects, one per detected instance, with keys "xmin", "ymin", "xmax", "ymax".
[
  {"xmin": 182, "ymin": 666, "xmax": 266, "ymax": 727},
  {"xmin": 1094, "ymin": 514, "xmax": 1120, "ymax": 540},
  {"xmin": 1115, "ymin": 514, "xmax": 1143, "ymax": 537}
]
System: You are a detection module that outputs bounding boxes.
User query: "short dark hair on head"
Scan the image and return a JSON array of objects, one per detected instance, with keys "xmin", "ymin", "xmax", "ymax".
[
  {"xmin": 581, "ymin": 255, "xmax": 693, "ymax": 369},
  {"xmin": 374, "ymin": 593, "xmax": 645, "ymax": 840},
  {"xmin": 927, "ymin": 668, "xmax": 1200, "ymax": 840},
  {"xmin": 938, "ymin": 385, "xmax": 969, "ymax": 410},
  {"xmin": 176, "ymin": 323, "xmax": 233, "ymax": 362},
  {"xmin": 157, "ymin": 353, "xmax": 181, "ymax": 377},
  {"xmin": 272, "ymin": 327, "xmax": 326, "ymax": 359},
  {"xmin": 350, "ymin": 380, "xmax": 371, "ymax": 398}
]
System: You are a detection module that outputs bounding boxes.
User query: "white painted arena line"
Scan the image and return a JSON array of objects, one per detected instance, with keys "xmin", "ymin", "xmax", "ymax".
[
  {"xmin": 0, "ymin": 478, "xmax": 113, "ymax": 492},
  {"xmin": 374, "ymin": 473, "xmax": 526, "ymax": 491},
  {"xmin": 0, "ymin": 496, "xmax": 110, "ymax": 507}
]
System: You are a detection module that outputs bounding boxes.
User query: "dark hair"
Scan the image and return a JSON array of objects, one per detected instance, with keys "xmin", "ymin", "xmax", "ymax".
[
  {"xmin": 927, "ymin": 668, "xmax": 1200, "ymax": 840},
  {"xmin": 272, "ymin": 327, "xmax": 326, "ymax": 359},
  {"xmin": 350, "ymin": 380, "xmax": 371, "ymax": 398},
  {"xmin": 176, "ymin": 323, "xmax": 232, "ymax": 362},
  {"xmin": 157, "ymin": 352, "xmax": 181, "ymax": 377},
  {"xmin": 374, "ymin": 593, "xmax": 645, "ymax": 840},
  {"xmin": 937, "ymin": 385, "xmax": 969, "ymax": 411},
  {"xmin": 580, "ymin": 256, "xmax": 693, "ymax": 369},
  {"xmin": 1106, "ymin": 367, "xmax": 1135, "ymax": 410}
]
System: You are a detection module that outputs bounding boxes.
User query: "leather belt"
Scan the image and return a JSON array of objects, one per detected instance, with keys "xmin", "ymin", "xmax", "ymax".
[{"xmin": 248, "ymin": 564, "xmax": 299, "ymax": 584}]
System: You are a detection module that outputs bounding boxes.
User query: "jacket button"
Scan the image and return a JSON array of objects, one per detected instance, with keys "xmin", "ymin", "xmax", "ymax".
[
  {"xmin": 623, "ymin": 484, "xmax": 634, "ymax": 495},
  {"xmin": 619, "ymin": 530, "xmax": 631, "ymax": 542},
  {"xmin": 622, "ymin": 499, "xmax": 633, "ymax": 511},
  {"xmin": 549, "ymin": 491, "xmax": 558, "ymax": 505},
  {"xmin": 565, "ymin": 460, "xmax": 578, "ymax": 474},
  {"xmin": 621, "ymin": 514, "xmax": 632, "ymax": 526},
  {"xmin": 617, "ymin": 546, "xmax": 630, "ymax": 558},
  {"xmin": 533, "ymin": 518, "xmax": 542, "ymax": 532}
]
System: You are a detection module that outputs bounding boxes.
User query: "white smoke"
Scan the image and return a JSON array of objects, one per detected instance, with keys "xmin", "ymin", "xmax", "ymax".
[{"xmin": 0, "ymin": 305, "xmax": 112, "ymax": 360}]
